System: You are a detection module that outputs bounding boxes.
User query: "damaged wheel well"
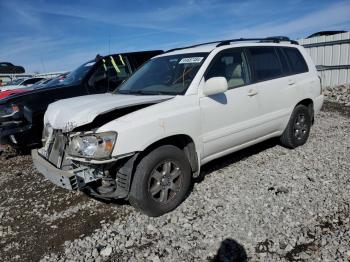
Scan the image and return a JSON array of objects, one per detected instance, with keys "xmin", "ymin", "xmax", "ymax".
[
  {"xmin": 107, "ymin": 135, "xmax": 198, "ymax": 199},
  {"xmin": 137, "ymin": 134, "xmax": 199, "ymax": 175}
]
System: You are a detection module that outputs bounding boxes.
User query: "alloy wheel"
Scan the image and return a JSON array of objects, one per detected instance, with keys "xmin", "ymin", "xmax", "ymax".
[{"xmin": 148, "ymin": 161, "xmax": 182, "ymax": 203}]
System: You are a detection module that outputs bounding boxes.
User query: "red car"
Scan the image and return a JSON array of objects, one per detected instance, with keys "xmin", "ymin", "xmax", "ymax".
[{"xmin": 0, "ymin": 89, "xmax": 29, "ymax": 100}]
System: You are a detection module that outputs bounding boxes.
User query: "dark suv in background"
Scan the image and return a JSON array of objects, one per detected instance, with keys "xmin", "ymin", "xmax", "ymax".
[{"xmin": 0, "ymin": 50, "xmax": 163, "ymax": 149}]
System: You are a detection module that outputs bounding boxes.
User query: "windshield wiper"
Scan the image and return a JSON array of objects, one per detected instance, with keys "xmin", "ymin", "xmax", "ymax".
[{"xmin": 117, "ymin": 90, "xmax": 172, "ymax": 96}]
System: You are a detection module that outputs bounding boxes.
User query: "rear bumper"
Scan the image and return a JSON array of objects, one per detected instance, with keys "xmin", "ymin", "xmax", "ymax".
[
  {"xmin": 314, "ymin": 95, "xmax": 324, "ymax": 114},
  {"xmin": 32, "ymin": 149, "xmax": 78, "ymax": 190}
]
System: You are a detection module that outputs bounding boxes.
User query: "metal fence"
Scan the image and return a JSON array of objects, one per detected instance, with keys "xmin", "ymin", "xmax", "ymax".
[{"xmin": 299, "ymin": 32, "xmax": 350, "ymax": 88}]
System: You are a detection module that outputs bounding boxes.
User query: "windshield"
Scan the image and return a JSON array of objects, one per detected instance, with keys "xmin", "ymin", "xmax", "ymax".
[
  {"xmin": 116, "ymin": 53, "xmax": 208, "ymax": 95},
  {"xmin": 58, "ymin": 60, "xmax": 95, "ymax": 86}
]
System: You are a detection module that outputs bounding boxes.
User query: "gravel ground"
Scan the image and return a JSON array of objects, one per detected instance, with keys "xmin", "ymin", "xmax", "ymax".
[
  {"xmin": 324, "ymin": 84, "xmax": 350, "ymax": 106},
  {"xmin": 0, "ymin": 101, "xmax": 349, "ymax": 261}
]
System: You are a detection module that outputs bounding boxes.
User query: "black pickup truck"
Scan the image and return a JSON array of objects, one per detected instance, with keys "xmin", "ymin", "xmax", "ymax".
[{"xmin": 0, "ymin": 50, "xmax": 163, "ymax": 149}]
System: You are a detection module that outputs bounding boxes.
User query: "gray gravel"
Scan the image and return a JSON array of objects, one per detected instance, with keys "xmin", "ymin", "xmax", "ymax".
[
  {"xmin": 37, "ymin": 108, "xmax": 350, "ymax": 261},
  {"xmin": 324, "ymin": 84, "xmax": 350, "ymax": 106}
]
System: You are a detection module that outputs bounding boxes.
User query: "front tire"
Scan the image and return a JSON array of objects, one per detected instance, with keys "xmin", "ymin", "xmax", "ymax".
[
  {"xmin": 129, "ymin": 145, "xmax": 192, "ymax": 217},
  {"xmin": 280, "ymin": 104, "xmax": 312, "ymax": 148}
]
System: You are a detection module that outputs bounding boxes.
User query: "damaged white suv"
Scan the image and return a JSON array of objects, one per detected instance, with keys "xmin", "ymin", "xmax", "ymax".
[{"xmin": 33, "ymin": 37, "xmax": 324, "ymax": 216}]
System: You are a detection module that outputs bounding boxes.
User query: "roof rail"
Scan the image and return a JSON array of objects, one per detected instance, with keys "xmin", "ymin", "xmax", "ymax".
[
  {"xmin": 262, "ymin": 36, "xmax": 299, "ymax": 45},
  {"xmin": 165, "ymin": 36, "xmax": 298, "ymax": 53}
]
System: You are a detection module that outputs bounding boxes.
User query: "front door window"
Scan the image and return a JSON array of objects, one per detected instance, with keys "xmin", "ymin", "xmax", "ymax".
[{"xmin": 205, "ymin": 49, "xmax": 250, "ymax": 89}]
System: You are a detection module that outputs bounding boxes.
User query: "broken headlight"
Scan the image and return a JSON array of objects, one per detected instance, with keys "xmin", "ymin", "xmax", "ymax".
[{"xmin": 68, "ymin": 132, "xmax": 117, "ymax": 159}]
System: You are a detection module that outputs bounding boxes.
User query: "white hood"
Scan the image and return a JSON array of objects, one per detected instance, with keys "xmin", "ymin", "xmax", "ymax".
[{"xmin": 45, "ymin": 93, "xmax": 172, "ymax": 132}]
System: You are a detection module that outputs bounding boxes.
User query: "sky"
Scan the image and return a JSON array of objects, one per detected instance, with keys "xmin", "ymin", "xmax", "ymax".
[{"xmin": 1, "ymin": 0, "xmax": 350, "ymax": 73}]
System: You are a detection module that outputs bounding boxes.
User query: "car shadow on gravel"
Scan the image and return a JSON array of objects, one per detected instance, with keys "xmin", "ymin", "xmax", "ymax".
[
  {"xmin": 86, "ymin": 192, "xmax": 129, "ymax": 206},
  {"xmin": 195, "ymin": 137, "xmax": 279, "ymax": 184},
  {"xmin": 211, "ymin": 238, "xmax": 248, "ymax": 262}
]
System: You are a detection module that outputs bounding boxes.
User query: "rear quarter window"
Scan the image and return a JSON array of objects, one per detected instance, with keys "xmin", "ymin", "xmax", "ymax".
[
  {"xmin": 283, "ymin": 47, "xmax": 309, "ymax": 74},
  {"xmin": 247, "ymin": 47, "xmax": 283, "ymax": 82}
]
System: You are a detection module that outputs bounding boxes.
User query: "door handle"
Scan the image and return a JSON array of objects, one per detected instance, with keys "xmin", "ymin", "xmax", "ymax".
[{"xmin": 247, "ymin": 89, "xmax": 258, "ymax": 96}]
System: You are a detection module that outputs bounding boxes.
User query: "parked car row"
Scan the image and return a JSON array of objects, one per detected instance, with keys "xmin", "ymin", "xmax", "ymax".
[
  {"xmin": 1, "ymin": 38, "xmax": 324, "ymax": 216},
  {"xmin": 0, "ymin": 75, "xmax": 67, "ymax": 100}
]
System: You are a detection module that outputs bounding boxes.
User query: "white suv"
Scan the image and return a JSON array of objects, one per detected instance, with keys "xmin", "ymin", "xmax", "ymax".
[{"xmin": 33, "ymin": 37, "xmax": 324, "ymax": 216}]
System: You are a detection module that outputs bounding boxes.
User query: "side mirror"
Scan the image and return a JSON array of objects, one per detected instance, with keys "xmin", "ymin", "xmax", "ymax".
[{"xmin": 203, "ymin": 77, "xmax": 228, "ymax": 96}]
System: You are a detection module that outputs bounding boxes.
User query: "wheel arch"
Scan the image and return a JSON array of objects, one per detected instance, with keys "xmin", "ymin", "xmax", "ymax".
[
  {"xmin": 137, "ymin": 134, "xmax": 199, "ymax": 176},
  {"xmin": 295, "ymin": 98, "xmax": 314, "ymax": 123}
]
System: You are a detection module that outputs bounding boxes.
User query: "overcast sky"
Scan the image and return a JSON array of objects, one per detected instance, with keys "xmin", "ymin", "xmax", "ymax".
[{"xmin": 1, "ymin": 0, "xmax": 350, "ymax": 73}]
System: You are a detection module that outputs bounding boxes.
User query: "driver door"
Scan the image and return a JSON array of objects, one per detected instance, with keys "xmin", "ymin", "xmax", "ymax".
[{"xmin": 200, "ymin": 48, "xmax": 263, "ymax": 159}]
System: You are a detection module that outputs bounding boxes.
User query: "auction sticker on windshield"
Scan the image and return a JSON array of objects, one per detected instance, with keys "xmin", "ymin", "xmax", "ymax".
[{"xmin": 179, "ymin": 57, "xmax": 204, "ymax": 64}]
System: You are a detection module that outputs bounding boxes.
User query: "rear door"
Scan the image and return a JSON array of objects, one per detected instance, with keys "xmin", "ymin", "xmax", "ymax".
[
  {"xmin": 245, "ymin": 46, "xmax": 292, "ymax": 134},
  {"xmin": 282, "ymin": 47, "xmax": 312, "ymax": 100}
]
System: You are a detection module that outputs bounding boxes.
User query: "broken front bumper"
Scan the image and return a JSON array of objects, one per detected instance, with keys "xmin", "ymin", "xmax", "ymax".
[
  {"xmin": 32, "ymin": 149, "xmax": 78, "ymax": 190},
  {"xmin": 32, "ymin": 148, "xmax": 137, "ymax": 199}
]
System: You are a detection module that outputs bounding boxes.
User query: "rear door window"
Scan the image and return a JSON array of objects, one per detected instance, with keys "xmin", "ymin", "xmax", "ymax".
[
  {"xmin": 276, "ymin": 48, "xmax": 291, "ymax": 75},
  {"xmin": 247, "ymin": 47, "xmax": 283, "ymax": 82},
  {"xmin": 283, "ymin": 47, "xmax": 309, "ymax": 74}
]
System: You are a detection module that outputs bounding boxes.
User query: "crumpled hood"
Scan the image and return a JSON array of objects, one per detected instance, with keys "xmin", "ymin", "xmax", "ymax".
[{"xmin": 45, "ymin": 93, "xmax": 173, "ymax": 132}]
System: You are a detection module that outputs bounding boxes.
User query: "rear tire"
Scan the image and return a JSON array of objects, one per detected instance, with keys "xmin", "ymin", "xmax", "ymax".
[
  {"xmin": 280, "ymin": 104, "xmax": 312, "ymax": 149},
  {"xmin": 129, "ymin": 145, "xmax": 192, "ymax": 217}
]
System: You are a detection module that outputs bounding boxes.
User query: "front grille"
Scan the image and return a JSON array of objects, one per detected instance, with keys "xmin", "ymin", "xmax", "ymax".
[{"xmin": 41, "ymin": 129, "xmax": 68, "ymax": 168}]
